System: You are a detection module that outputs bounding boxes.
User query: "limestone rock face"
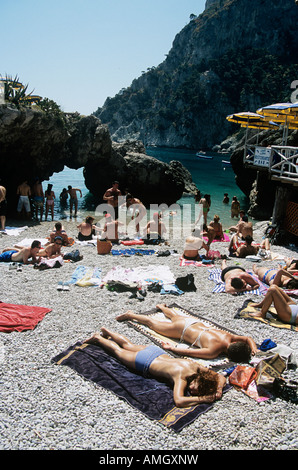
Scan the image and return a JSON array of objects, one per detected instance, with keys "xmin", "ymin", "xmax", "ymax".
[
  {"xmin": 83, "ymin": 142, "xmax": 194, "ymax": 206},
  {"xmin": 0, "ymin": 105, "xmax": 196, "ymax": 211},
  {"xmin": 94, "ymin": 0, "xmax": 298, "ymax": 150}
]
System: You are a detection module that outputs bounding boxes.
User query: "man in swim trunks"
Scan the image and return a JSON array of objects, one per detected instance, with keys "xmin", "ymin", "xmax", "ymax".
[
  {"xmin": 0, "ymin": 240, "xmax": 41, "ymax": 264},
  {"xmin": 221, "ymin": 260, "xmax": 259, "ymax": 294},
  {"xmin": 32, "ymin": 178, "xmax": 44, "ymax": 221},
  {"xmin": 85, "ymin": 326, "xmax": 226, "ymax": 408},
  {"xmin": 252, "ymin": 265, "xmax": 298, "ymax": 289},
  {"xmin": 67, "ymin": 186, "xmax": 82, "ymax": 217},
  {"xmin": 144, "ymin": 212, "xmax": 167, "ymax": 240},
  {"xmin": 248, "ymin": 285, "xmax": 298, "ymax": 326},
  {"xmin": 117, "ymin": 304, "xmax": 257, "ymax": 362},
  {"xmin": 103, "ymin": 181, "xmax": 122, "ymax": 220},
  {"xmin": 49, "ymin": 222, "xmax": 69, "ymax": 245},
  {"xmin": 0, "ymin": 185, "xmax": 7, "ymax": 231},
  {"xmin": 16, "ymin": 180, "xmax": 31, "ymax": 219}
]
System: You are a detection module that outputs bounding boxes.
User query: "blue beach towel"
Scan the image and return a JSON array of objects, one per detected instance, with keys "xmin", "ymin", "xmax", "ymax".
[
  {"xmin": 52, "ymin": 341, "xmax": 230, "ymax": 432},
  {"xmin": 67, "ymin": 266, "xmax": 102, "ymax": 287}
]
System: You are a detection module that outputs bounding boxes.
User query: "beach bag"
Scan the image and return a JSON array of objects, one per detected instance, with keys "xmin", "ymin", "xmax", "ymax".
[
  {"xmin": 97, "ymin": 239, "xmax": 112, "ymax": 255},
  {"xmin": 229, "ymin": 365, "xmax": 257, "ymax": 390},
  {"xmin": 63, "ymin": 249, "xmax": 82, "ymax": 262},
  {"xmin": 175, "ymin": 273, "xmax": 196, "ymax": 292},
  {"xmin": 255, "ymin": 354, "xmax": 286, "ymax": 389}
]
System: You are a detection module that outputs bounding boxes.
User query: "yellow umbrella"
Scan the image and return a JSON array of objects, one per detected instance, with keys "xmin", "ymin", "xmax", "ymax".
[
  {"xmin": 257, "ymin": 103, "xmax": 298, "ymax": 144},
  {"xmin": 226, "ymin": 112, "xmax": 279, "ymax": 147},
  {"xmin": 226, "ymin": 111, "xmax": 267, "ymax": 125}
]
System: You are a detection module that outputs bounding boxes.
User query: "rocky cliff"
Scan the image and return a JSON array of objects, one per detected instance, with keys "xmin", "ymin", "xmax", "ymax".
[
  {"xmin": 0, "ymin": 105, "xmax": 196, "ymax": 213},
  {"xmin": 94, "ymin": 0, "xmax": 298, "ymax": 150}
]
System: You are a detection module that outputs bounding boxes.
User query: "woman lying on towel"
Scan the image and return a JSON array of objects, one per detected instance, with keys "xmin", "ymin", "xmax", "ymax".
[
  {"xmin": 117, "ymin": 304, "xmax": 257, "ymax": 362},
  {"xmin": 284, "ymin": 258, "xmax": 298, "ymax": 274},
  {"xmin": 183, "ymin": 235, "xmax": 209, "ymax": 261},
  {"xmin": 252, "ymin": 265, "xmax": 298, "ymax": 289},
  {"xmin": 248, "ymin": 285, "xmax": 298, "ymax": 326},
  {"xmin": 85, "ymin": 327, "xmax": 226, "ymax": 408}
]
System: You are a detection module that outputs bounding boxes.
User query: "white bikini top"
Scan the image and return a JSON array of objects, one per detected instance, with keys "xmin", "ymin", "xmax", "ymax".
[{"xmin": 179, "ymin": 317, "xmax": 213, "ymax": 348}]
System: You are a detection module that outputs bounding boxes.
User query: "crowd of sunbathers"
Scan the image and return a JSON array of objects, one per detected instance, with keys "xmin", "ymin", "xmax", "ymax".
[{"xmin": 1, "ymin": 185, "xmax": 297, "ymax": 408}]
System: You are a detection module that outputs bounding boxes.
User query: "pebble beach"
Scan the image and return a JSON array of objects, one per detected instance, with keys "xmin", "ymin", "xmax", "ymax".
[{"xmin": 0, "ymin": 218, "xmax": 297, "ymax": 452}]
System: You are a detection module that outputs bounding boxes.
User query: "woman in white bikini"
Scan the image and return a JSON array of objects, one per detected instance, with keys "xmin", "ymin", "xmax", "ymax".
[
  {"xmin": 117, "ymin": 304, "xmax": 257, "ymax": 362},
  {"xmin": 248, "ymin": 284, "xmax": 298, "ymax": 326}
]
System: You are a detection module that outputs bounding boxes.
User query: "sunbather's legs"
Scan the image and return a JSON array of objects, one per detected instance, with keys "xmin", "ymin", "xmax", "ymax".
[
  {"xmin": 221, "ymin": 259, "xmax": 227, "ymax": 270},
  {"xmin": 85, "ymin": 327, "xmax": 144, "ymax": 369},
  {"xmin": 252, "ymin": 264, "xmax": 268, "ymax": 278},
  {"xmin": 250, "ymin": 285, "xmax": 294, "ymax": 322},
  {"xmin": 116, "ymin": 307, "xmax": 184, "ymax": 339}
]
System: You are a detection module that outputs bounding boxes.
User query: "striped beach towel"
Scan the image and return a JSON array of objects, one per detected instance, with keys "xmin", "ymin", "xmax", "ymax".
[{"xmin": 208, "ymin": 268, "xmax": 265, "ymax": 295}]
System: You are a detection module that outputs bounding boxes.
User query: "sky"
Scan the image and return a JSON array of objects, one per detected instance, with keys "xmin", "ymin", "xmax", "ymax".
[{"xmin": 1, "ymin": 0, "xmax": 206, "ymax": 116}]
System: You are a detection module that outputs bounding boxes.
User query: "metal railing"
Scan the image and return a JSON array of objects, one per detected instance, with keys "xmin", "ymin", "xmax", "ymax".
[{"xmin": 243, "ymin": 144, "xmax": 298, "ymax": 183}]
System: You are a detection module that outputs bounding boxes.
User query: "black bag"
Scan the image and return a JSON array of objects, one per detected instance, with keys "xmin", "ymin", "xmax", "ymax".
[
  {"xmin": 63, "ymin": 249, "xmax": 82, "ymax": 262},
  {"xmin": 175, "ymin": 274, "xmax": 197, "ymax": 292}
]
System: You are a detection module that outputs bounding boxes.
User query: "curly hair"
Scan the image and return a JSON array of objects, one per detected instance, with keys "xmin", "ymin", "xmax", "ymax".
[{"xmin": 189, "ymin": 368, "xmax": 219, "ymax": 397}]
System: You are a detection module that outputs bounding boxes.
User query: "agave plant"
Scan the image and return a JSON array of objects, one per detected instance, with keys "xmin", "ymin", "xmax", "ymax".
[{"xmin": 0, "ymin": 74, "xmax": 39, "ymax": 107}]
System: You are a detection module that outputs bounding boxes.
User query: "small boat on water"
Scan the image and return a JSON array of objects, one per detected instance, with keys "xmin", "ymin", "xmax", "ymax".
[
  {"xmin": 196, "ymin": 152, "xmax": 213, "ymax": 159},
  {"xmin": 222, "ymin": 159, "xmax": 232, "ymax": 165}
]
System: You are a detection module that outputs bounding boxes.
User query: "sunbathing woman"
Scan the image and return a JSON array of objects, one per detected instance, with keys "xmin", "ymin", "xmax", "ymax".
[
  {"xmin": 117, "ymin": 304, "xmax": 257, "ymax": 362},
  {"xmin": 183, "ymin": 235, "xmax": 209, "ymax": 261},
  {"xmin": 252, "ymin": 265, "xmax": 298, "ymax": 289},
  {"xmin": 284, "ymin": 258, "xmax": 298, "ymax": 274},
  {"xmin": 84, "ymin": 327, "xmax": 226, "ymax": 408},
  {"xmin": 77, "ymin": 215, "xmax": 99, "ymax": 241},
  {"xmin": 248, "ymin": 285, "xmax": 298, "ymax": 326},
  {"xmin": 209, "ymin": 215, "xmax": 224, "ymax": 240}
]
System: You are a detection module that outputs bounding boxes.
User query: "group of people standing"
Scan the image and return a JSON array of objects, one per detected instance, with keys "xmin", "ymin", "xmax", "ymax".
[{"xmin": 0, "ymin": 180, "xmax": 83, "ymax": 229}]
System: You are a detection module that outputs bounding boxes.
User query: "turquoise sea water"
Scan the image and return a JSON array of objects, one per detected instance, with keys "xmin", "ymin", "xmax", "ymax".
[{"xmin": 43, "ymin": 148, "xmax": 250, "ymax": 230}]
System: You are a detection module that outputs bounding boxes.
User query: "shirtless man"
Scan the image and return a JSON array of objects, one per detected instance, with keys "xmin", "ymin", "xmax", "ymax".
[
  {"xmin": 49, "ymin": 222, "xmax": 69, "ymax": 245},
  {"xmin": 202, "ymin": 223, "xmax": 216, "ymax": 245},
  {"xmin": 252, "ymin": 265, "xmax": 298, "ymax": 289},
  {"xmin": 235, "ymin": 215, "xmax": 253, "ymax": 239},
  {"xmin": 17, "ymin": 181, "xmax": 31, "ymax": 219},
  {"xmin": 124, "ymin": 193, "xmax": 147, "ymax": 235},
  {"xmin": 0, "ymin": 185, "xmax": 7, "ymax": 231},
  {"xmin": 0, "ymin": 240, "xmax": 41, "ymax": 264},
  {"xmin": 101, "ymin": 213, "xmax": 124, "ymax": 242},
  {"xmin": 230, "ymin": 196, "xmax": 240, "ymax": 219},
  {"xmin": 85, "ymin": 327, "xmax": 226, "ymax": 408},
  {"xmin": 221, "ymin": 259, "xmax": 260, "ymax": 294},
  {"xmin": 117, "ymin": 304, "xmax": 257, "ymax": 362},
  {"xmin": 144, "ymin": 212, "xmax": 167, "ymax": 240},
  {"xmin": 103, "ymin": 181, "xmax": 122, "ymax": 220},
  {"xmin": 67, "ymin": 186, "xmax": 82, "ymax": 217},
  {"xmin": 32, "ymin": 178, "xmax": 44, "ymax": 221},
  {"xmin": 38, "ymin": 236, "xmax": 63, "ymax": 258}
]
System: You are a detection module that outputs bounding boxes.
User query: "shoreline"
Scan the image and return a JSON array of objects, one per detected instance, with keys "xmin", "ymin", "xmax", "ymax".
[{"xmin": 0, "ymin": 218, "xmax": 297, "ymax": 450}]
